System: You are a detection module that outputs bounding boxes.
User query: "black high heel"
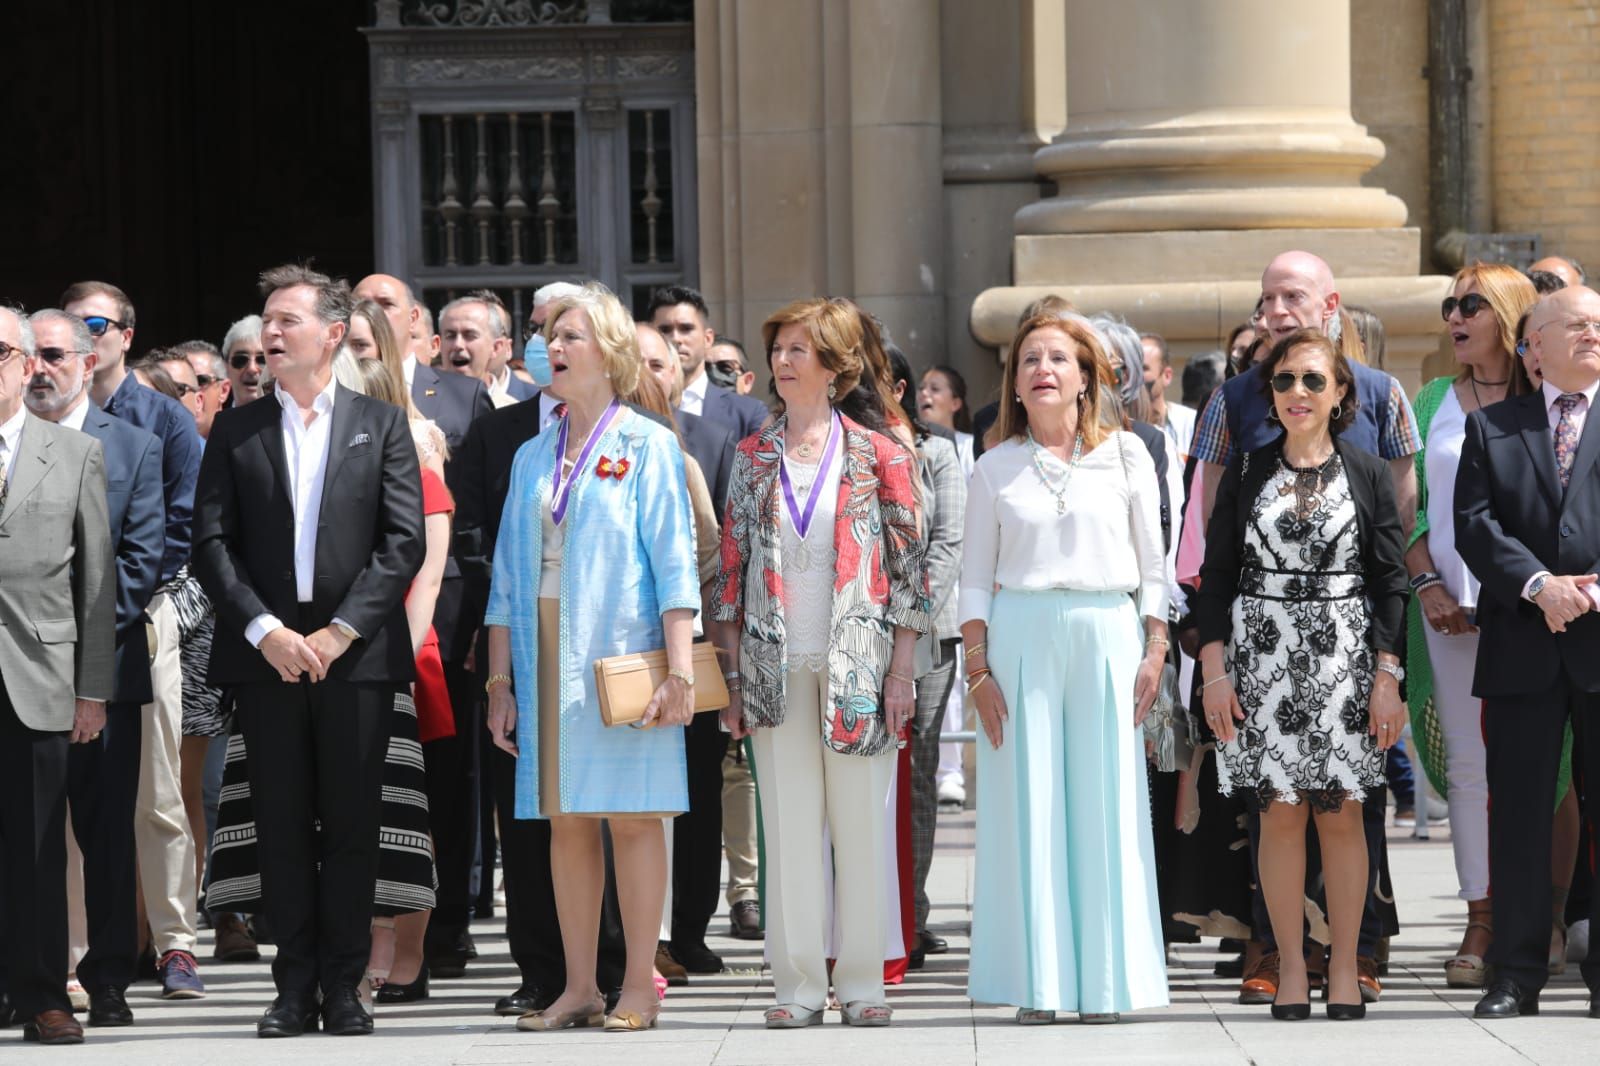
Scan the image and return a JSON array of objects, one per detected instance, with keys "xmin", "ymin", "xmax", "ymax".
[
  {"xmin": 375, "ymin": 963, "xmax": 430, "ymax": 1003},
  {"xmin": 1270, "ymin": 999, "xmax": 1310, "ymax": 1021},
  {"xmin": 1326, "ymin": 1001, "xmax": 1366, "ymax": 1021}
]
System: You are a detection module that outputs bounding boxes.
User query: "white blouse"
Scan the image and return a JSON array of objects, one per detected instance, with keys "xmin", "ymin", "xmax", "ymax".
[
  {"xmin": 958, "ymin": 431, "xmax": 1169, "ymax": 625},
  {"xmin": 778, "ymin": 453, "xmax": 842, "ymax": 671},
  {"xmin": 1422, "ymin": 386, "xmax": 1478, "ymax": 610}
]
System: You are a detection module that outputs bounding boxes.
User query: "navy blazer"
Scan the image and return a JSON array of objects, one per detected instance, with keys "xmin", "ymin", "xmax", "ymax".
[
  {"xmin": 77, "ymin": 403, "xmax": 165, "ymax": 705},
  {"xmin": 102, "ymin": 371, "xmax": 202, "ymax": 584},
  {"xmin": 698, "ymin": 380, "xmax": 769, "ymax": 442},
  {"xmin": 505, "ymin": 373, "xmax": 539, "ymax": 403},
  {"xmin": 677, "ymin": 408, "xmax": 736, "ymax": 513}
]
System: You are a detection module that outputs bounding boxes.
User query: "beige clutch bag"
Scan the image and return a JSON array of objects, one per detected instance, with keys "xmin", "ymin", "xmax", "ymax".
[{"xmin": 594, "ymin": 642, "xmax": 730, "ymax": 728}]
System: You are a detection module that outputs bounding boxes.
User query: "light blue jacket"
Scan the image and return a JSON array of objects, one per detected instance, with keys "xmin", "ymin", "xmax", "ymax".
[{"xmin": 486, "ymin": 407, "xmax": 701, "ymax": 818}]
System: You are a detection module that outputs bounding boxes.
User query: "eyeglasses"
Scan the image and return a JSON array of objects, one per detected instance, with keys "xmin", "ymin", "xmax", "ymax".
[
  {"xmin": 229, "ymin": 351, "xmax": 267, "ymax": 370},
  {"xmin": 1537, "ymin": 318, "xmax": 1600, "ymax": 339},
  {"xmin": 195, "ymin": 374, "xmax": 219, "ymax": 388},
  {"xmin": 172, "ymin": 382, "xmax": 198, "ymax": 398},
  {"xmin": 707, "ymin": 359, "xmax": 745, "ymax": 375},
  {"xmin": 1516, "ymin": 337, "xmax": 1531, "ymax": 358},
  {"xmin": 1441, "ymin": 294, "xmax": 1491, "ymax": 321},
  {"xmin": 0, "ymin": 340, "xmax": 25, "ymax": 363},
  {"xmin": 34, "ymin": 347, "xmax": 89, "ymax": 366},
  {"xmin": 81, "ymin": 315, "xmax": 127, "ymax": 337},
  {"xmin": 1270, "ymin": 371, "xmax": 1330, "ymax": 394}
]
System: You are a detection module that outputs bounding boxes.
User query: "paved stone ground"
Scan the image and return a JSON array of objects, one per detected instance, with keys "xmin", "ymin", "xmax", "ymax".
[{"xmin": 10, "ymin": 811, "xmax": 1598, "ymax": 1064}]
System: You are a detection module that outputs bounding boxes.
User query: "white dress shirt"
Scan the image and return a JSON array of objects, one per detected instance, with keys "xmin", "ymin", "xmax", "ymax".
[
  {"xmin": 680, "ymin": 368, "xmax": 709, "ymax": 417},
  {"xmin": 58, "ymin": 395, "xmax": 91, "ymax": 432},
  {"xmin": 245, "ymin": 377, "xmax": 352, "ymax": 648},
  {"xmin": 538, "ymin": 391, "xmax": 564, "ymax": 431},
  {"xmin": 1521, "ymin": 378, "xmax": 1600, "ymax": 604},
  {"xmin": 0, "ymin": 405, "xmax": 25, "ymax": 486},
  {"xmin": 402, "ymin": 353, "xmax": 417, "ymax": 392}
]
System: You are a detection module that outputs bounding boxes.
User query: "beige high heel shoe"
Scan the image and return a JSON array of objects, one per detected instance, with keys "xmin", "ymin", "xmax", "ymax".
[
  {"xmin": 1445, "ymin": 917, "xmax": 1492, "ymax": 988},
  {"xmin": 603, "ymin": 1004, "xmax": 660, "ymax": 1031},
  {"xmin": 517, "ymin": 998, "xmax": 606, "ymax": 1031}
]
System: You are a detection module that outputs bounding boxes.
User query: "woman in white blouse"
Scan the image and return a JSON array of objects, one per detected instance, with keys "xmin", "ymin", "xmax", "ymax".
[{"xmin": 960, "ymin": 312, "xmax": 1171, "ymax": 1025}]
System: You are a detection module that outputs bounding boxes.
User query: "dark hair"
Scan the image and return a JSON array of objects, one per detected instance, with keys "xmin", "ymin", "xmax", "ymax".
[
  {"xmin": 1182, "ymin": 351, "xmax": 1226, "ymax": 410},
  {"xmin": 134, "ymin": 359, "xmax": 183, "ymax": 401},
  {"xmin": 1258, "ymin": 328, "xmax": 1357, "ymax": 434},
  {"xmin": 1140, "ymin": 331, "xmax": 1170, "ymax": 369},
  {"xmin": 923, "ymin": 365, "xmax": 971, "ymax": 433},
  {"xmin": 1224, "ymin": 321, "xmax": 1254, "ymax": 356},
  {"xmin": 259, "ymin": 263, "xmax": 352, "ymax": 327},
  {"xmin": 60, "ymin": 280, "xmax": 136, "ymax": 331},
  {"xmin": 647, "ymin": 284, "xmax": 710, "ymax": 325},
  {"xmin": 884, "ymin": 342, "xmax": 930, "ymax": 441},
  {"xmin": 710, "ymin": 333, "xmax": 747, "ymax": 368},
  {"xmin": 1231, "ymin": 335, "xmax": 1266, "ymax": 378},
  {"xmin": 1527, "ymin": 269, "xmax": 1568, "ymax": 295}
]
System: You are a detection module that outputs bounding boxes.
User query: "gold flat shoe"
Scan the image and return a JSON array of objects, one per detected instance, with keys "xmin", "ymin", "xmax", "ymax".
[
  {"xmin": 604, "ymin": 1007, "xmax": 660, "ymax": 1031},
  {"xmin": 517, "ymin": 999, "xmax": 605, "ymax": 1031}
]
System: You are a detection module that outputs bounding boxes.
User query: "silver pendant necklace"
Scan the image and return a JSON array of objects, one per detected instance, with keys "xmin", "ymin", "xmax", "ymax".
[{"xmin": 1028, "ymin": 429, "xmax": 1083, "ymax": 515}]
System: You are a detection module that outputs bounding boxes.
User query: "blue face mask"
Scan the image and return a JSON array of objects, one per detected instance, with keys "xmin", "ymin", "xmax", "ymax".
[{"xmin": 523, "ymin": 333, "xmax": 553, "ymax": 388}]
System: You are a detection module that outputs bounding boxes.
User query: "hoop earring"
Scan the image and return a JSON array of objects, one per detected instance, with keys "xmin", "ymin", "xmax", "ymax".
[
  {"xmin": 828, "ymin": 381, "xmax": 837, "ymax": 401},
  {"xmin": 1331, "ymin": 404, "xmax": 1342, "ymax": 421},
  {"xmin": 1267, "ymin": 407, "xmax": 1281, "ymax": 424}
]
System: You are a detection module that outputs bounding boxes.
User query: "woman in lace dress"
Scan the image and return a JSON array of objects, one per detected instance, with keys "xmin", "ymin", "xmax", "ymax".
[{"xmin": 1194, "ymin": 329, "xmax": 1408, "ymax": 1021}]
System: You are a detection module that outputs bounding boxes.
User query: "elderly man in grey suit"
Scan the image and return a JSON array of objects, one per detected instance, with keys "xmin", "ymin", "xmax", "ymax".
[{"xmin": 0, "ymin": 305, "xmax": 115, "ymax": 1046}]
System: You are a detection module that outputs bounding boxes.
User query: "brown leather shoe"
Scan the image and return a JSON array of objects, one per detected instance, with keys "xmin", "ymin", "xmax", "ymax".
[
  {"xmin": 1239, "ymin": 950, "xmax": 1280, "ymax": 1005},
  {"xmin": 1356, "ymin": 955, "xmax": 1381, "ymax": 1003},
  {"xmin": 654, "ymin": 944, "xmax": 688, "ymax": 987},
  {"xmin": 729, "ymin": 900, "xmax": 762, "ymax": 940},
  {"xmin": 213, "ymin": 913, "xmax": 261, "ymax": 963},
  {"xmin": 23, "ymin": 1010, "xmax": 84, "ymax": 1045}
]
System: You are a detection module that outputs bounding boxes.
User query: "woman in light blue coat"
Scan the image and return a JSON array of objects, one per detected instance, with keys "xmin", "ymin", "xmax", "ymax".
[{"xmin": 484, "ymin": 283, "xmax": 700, "ymax": 1034}]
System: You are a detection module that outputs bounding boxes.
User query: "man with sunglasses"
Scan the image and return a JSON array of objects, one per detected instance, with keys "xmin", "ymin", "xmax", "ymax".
[
  {"xmin": 62, "ymin": 280, "xmax": 207, "ymax": 1001},
  {"xmin": 222, "ymin": 316, "xmax": 268, "ymax": 407},
  {"xmin": 22, "ymin": 309, "xmax": 163, "ymax": 1029},
  {"xmin": 1189, "ymin": 251, "xmax": 1421, "ymax": 1009},
  {"xmin": 1458, "ymin": 285, "xmax": 1600, "ymax": 1020},
  {"xmin": 168, "ymin": 341, "xmax": 230, "ymax": 439}
]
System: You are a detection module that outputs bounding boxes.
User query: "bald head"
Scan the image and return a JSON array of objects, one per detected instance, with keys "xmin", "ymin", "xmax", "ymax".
[
  {"xmin": 1260, "ymin": 251, "xmax": 1340, "ymax": 344},
  {"xmin": 353, "ymin": 274, "xmax": 419, "ymax": 359},
  {"xmin": 1531, "ymin": 256, "xmax": 1585, "ymax": 289},
  {"xmin": 1527, "ymin": 285, "xmax": 1600, "ymax": 392},
  {"xmin": 635, "ymin": 322, "xmax": 682, "ymax": 405}
]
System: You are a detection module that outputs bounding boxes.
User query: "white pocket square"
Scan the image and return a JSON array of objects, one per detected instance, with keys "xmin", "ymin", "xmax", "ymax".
[{"xmin": 348, "ymin": 432, "xmax": 372, "ymax": 447}]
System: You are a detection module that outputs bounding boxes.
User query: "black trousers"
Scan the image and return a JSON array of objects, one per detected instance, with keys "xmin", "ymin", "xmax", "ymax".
[
  {"xmin": 491, "ymin": 745, "xmax": 624, "ymax": 995},
  {"xmin": 424, "ymin": 659, "xmax": 482, "ymax": 948},
  {"xmin": 0, "ymin": 681, "xmax": 70, "ymax": 1017},
  {"xmin": 234, "ymin": 678, "xmax": 389, "ymax": 999},
  {"xmin": 1485, "ymin": 681, "xmax": 1600, "ymax": 991},
  {"xmin": 66, "ymin": 701, "xmax": 142, "ymax": 992},
  {"xmin": 670, "ymin": 712, "xmax": 728, "ymax": 953}
]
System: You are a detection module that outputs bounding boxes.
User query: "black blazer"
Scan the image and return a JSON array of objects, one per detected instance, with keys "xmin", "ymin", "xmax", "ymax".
[
  {"xmin": 411, "ymin": 361, "xmax": 493, "ymax": 459},
  {"xmin": 1131, "ymin": 421, "xmax": 1172, "ymax": 551},
  {"xmin": 1194, "ymin": 435, "xmax": 1409, "ymax": 655},
  {"xmin": 1456, "ymin": 391, "xmax": 1600, "ymax": 696},
  {"xmin": 79, "ymin": 405, "xmax": 165, "ymax": 705},
  {"xmin": 699, "ymin": 381, "xmax": 769, "ymax": 442},
  {"xmin": 677, "ymin": 408, "xmax": 736, "ymax": 513},
  {"xmin": 192, "ymin": 386, "xmax": 425, "ymax": 686}
]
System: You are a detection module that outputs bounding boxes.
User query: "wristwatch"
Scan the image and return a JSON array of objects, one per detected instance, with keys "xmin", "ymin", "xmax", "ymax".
[
  {"xmin": 1376, "ymin": 660, "xmax": 1405, "ymax": 684},
  {"xmin": 1528, "ymin": 572, "xmax": 1550, "ymax": 602}
]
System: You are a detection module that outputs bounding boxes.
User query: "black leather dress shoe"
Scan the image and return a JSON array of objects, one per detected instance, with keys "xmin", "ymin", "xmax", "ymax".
[
  {"xmin": 495, "ymin": 985, "xmax": 554, "ymax": 1017},
  {"xmin": 918, "ymin": 931, "xmax": 949, "ymax": 955},
  {"xmin": 908, "ymin": 947, "xmax": 926, "ymax": 970},
  {"xmin": 257, "ymin": 995, "xmax": 320, "ymax": 1038},
  {"xmin": 0, "ymin": 992, "xmax": 15, "ymax": 1028},
  {"xmin": 375, "ymin": 964, "xmax": 429, "ymax": 1003},
  {"xmin": 322, "ymin": 988, "xmax": 374, "ymax": 1036},
  {"xmin": 1589, "ymin": 991, "xmax": 1600, "ymax": 1019},
  {"xmin": 1474, "ymin": 978, "xmax": 1539, "ymax": 1018},
  {"xmin": 87, "ymin": 986, "xmax": 134, "ymax": 1027},
  {"xmin": 672, "ymin": 943, "xmax": 724, "ymax": 974}
]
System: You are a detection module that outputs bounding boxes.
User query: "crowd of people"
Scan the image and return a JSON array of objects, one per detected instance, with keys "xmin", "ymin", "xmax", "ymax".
[{"xmin": 1, "ymin": 244, "xmax": 1599, "ymax": 1044}]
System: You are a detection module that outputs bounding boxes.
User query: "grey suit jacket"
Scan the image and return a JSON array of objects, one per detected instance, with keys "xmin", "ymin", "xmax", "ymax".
[{"xmin": 0, "ymin": 414, "xmax": 116, "ymax": 728}]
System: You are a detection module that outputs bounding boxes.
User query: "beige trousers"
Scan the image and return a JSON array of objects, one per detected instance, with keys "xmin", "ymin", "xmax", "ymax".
[
  {"xmin": 751, "ymin": 668, "xmax": 894, "ymax": 1010},
  {"xmin": 135, "ymin": 592, "xmax": 198, "ymax": 954},
  {"xmin": 721, "ymin": 742, "xmax": 759, "ymax": 906}
]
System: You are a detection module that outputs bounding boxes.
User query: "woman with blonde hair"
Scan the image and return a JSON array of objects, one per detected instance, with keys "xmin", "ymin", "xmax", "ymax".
[
  {"xmin": 961, "ymin": 312, "xmax": 1170, "ymax": 1024},
  {"xmin": 712, "ymin": 297, "xmax": 928, "ymax": 1028}
]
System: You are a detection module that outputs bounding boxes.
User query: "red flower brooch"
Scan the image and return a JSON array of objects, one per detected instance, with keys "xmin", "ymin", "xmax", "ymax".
[{"xmin": 595, "ymin": 455, "xmax": 631, "ymax": 480}]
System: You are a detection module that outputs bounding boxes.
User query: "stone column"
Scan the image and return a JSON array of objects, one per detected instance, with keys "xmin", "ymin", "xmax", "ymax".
[{"xmin": 972, "ymin": 0, "xmax": 1449, "ymax": 392}]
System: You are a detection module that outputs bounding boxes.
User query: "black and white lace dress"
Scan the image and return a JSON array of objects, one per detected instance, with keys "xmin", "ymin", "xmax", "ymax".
[{"xmin": 1216, "ymin": 453, "xmax": 1384, "ymax": 812}]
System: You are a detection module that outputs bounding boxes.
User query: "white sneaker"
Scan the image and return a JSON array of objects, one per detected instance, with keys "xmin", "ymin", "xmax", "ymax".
[
  {"xmin": 937, "ymin": 779, "xmax": 965, "ymax": 807},
  {"xmin": 1568, "ymin": 918, "xmax": 1590, "ymax": 963}
]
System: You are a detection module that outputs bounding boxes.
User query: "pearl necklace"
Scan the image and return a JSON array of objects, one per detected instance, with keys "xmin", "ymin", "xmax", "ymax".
[{"xmin": 1027, "ymin": 429, "xmax": 1083, "ymax": 515}]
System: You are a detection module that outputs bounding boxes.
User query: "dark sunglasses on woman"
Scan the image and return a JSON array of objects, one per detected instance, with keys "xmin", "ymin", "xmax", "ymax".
[
  {"xmin": 1441, "ymin": 293, "xmax": 1491, "ymax": 321},
  {"xmin": 1270, "ymin": 371, "xmax": 1329, "ymax": 394}
]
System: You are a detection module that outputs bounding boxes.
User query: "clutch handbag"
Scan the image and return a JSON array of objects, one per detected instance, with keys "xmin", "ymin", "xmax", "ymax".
[{"xmin": 594, "ymin": 642, "xmax": 730, "ymax": 728}]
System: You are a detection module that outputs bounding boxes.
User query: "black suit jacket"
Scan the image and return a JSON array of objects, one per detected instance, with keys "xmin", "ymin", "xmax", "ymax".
[
  {"xmin": 676, "ymin": 409, "xmax": 736, "ymax": 513},
  {"xmin": 1194, "ymin": 435, "xmax": 1409, "ymax": 655},
  {"xmin": 698, "ymin": 381, "xmax": 768, "ymax": 442},
  {"xmin": 1456, "ymin": 391, "xmax": 1600, "ymax": 696},
  {"xmin": 192, "ymin": 385, "xmax": 425, "ymax": 686},
  {"xmin": 77, "ymin": 405, "xmax": 165, "ymax": 704},
  {"xmin": 1130, "ymin": 421, "xmax": 1172, "ymax": 550}
]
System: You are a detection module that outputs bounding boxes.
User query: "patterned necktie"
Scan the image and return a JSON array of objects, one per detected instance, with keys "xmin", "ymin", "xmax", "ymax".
[
  {"xmin": 1555, "ymin": 393, "xmax": 1586, "ymax": 488},
  {"xmin": 553, "ymin": 402, "xmax": 567, "ymax": 421}
]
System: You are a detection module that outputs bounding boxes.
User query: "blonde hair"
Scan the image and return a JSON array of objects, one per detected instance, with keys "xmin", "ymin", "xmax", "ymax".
[
  {"xmin": 350, "ymin": 299, "xmax": 411, "ymax": 410},
  {"xmin": 541, "ymin": 282, "xmax": 642, "ymax": 396},
  {"xmin": 993, "ymin": 312, "xmax": 1115, "ymax": 450},
  {"xmin": 1450, "ymin": 261, "xmax": 1538, "ymax": 395}
]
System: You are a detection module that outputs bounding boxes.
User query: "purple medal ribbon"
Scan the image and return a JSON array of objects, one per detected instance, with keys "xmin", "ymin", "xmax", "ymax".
[
  {"xmin": 780, "ymin": 413, "xmax": 841, "ymax": 538},
  {"xmin": 551, "ymin": 397, "xmax": 621, "ymax": 525}
]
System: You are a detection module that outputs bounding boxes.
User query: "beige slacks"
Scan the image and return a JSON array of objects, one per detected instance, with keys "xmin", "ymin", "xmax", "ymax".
[
  {"xmin": 751, "ymin": 668, "xmax": 894, "ymax": 1010},
  {"xmin": 721, "ymin": 743, "xmax": 759, "ymax": 906},
  {"xmin": 135, "ymin": 591, "xmax": 198, "ymax": 955}
]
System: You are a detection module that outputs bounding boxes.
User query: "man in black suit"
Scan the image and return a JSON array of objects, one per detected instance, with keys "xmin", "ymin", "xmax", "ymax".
[
  {"xmin": 354, "ymin": 272, "xmax": 492, "ymax": 975},
  {"xmin": 24, "ymin": 310, "xmax": 163, "ymax": 1028},
  {"xmin": 193, "ymin": 265, "xmax": 423, "ymax": 1037},
  {"xmin": 1457, "ymin": 284, "xmax": 1600, "ymax": 1020},
  {"xmin": 638, "ymin": 323, "xmax": 736, "ymax": 509},
  {"xmin": 649, "ymin": 285, "xmax": 768, "ymax": 444}
]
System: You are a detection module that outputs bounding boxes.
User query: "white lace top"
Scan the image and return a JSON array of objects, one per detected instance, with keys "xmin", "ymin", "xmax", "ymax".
[{"xmin": 778, "ymin": 454, "xmax": 841, "ymax": 671}]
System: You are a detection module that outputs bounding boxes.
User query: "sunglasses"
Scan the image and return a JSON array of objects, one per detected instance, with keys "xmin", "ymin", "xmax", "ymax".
[
  {"xmin": 195, "ymin": 373, "xmax": 218, "ymax": 388},
  {"xmin": 1441, "ymin": 293, "xmax": 1491, "ymax": 321},
  {"xmin": 1270, "ymin": 371, "xmax": 1329, "ymax": 394},
  {"xmin": 34, "ymin": 347, "xmax": 89, "ymax": 366},
  {"xmin": 172, "ymin": 382, "xmax": 198, "ymax": 398},
  {"xmin": 82, "ymin": 315, "xmax": 127, "ymax": 337},
  {"xmin": 229, "ymin": 351, "xmax": 267, "ymax": 370}
]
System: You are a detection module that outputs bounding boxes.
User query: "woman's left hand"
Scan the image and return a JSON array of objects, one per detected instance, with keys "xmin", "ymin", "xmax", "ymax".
[
  {"xmin": 642, "ymin": 675, "xmax": 695, "ymax": 729},
  {"xmin": 882, "ymin": 673, "xmax": 915, "ymax": 737},
  {"xmin": 1133, "ymin": 650, "xmax": 1164, "ymax": 726},
  {"xmin": 1368, "ymin": 676, "xmax": 1406, "ymax": 751}
]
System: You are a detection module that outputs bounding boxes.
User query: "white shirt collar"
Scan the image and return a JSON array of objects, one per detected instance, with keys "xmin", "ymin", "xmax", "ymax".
[
  {"xmin": 488, "ymin": 366, "xmax": 511, "ymax": 397},
  {"xmin": 59, "ymin": 396, "xmax": 92, "ymax": 432},
  {"xmin": 0, "ymin": 405, "xmax": 26, "ymax": 467},
  {"xmin": 277, "ymin": 376, "xmax": 338, "ymax": 420},
  {"xmin": 402, "ymin": 354, "xmax": 417, "ymax": 391},
  {"xmin": 1542, "ymin": 378, "xmax": 1600, "ymax": 411},
  {"xmin": 683, "ymin": 369, "xmax": 709, "ymax": 404},
  {"xmin": 538, "ymin": 391, "xmax": 563, "ymax": 427}
]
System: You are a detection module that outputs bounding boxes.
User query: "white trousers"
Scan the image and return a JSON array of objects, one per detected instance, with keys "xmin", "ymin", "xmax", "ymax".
[
  {"xmin": 936, "ymin": 646, "xmax": 965, "ymax": 789},
  {"xmin": 135, "ymin": 592, "xmax": 198, "ymax": 954},
  {"xmin": 752, "ymin": 668, "xmax": 895, "ymax": 1009},
  {"xmin": 1424, "ymin": 625, "xmax": 1489, "ymax": 900}
]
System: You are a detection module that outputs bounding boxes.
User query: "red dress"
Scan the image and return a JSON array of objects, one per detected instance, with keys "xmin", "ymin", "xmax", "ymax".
[{"xmin": 413, "ymin": 467, "xmax": 455, "ymax": 743}]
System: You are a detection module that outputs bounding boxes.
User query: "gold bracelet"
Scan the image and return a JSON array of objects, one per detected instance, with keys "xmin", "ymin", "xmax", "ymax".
[
  {"xmin": 966, "ymin": 671, "xmax": 994, "ymax": 695},
  {"xmin": 1146, "ymin": 635, "xmax": 1169, "ymax": 647},
  {"xmin": 667, "ymin": 667, "xmax": 695, "ymax": 687},
  {"xmin": 1201, "ymin": 674, "xmax": 1230, "ymax": 690},
  {"xmin": 886, "ymin": 670, "xmax": 915, "ymax": 686},
  {"xmin": 484, "ymin": 673, "xmax": 512, "ymax": 694},
  {"xmin": 967, "ymin": 641, "xmax": 988, "ymax": 658}
]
